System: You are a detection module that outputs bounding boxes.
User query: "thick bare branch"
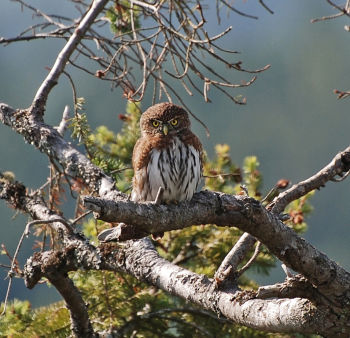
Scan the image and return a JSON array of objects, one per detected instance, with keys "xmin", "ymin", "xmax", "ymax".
[
  {"xmin": 46, "ymin": 271, "xmax": 96, "ymax": 337},
  {"xmin": 23, "ymin": 238, "xmax": 344, "ymax": 335},
  {"xmin": 0, "ymin": 103, "xmax": 116, "ymax": 196},
  {"xmin": 2, "ymin": 168, "xmax": 347, "ymax": 335},
  {"xmin": 0, "ymin": 172, "xmax": 99, "ymax": 336},
  {"xmin": 83, "ymin": 190, "xmax": 350, "ymax": 308}
]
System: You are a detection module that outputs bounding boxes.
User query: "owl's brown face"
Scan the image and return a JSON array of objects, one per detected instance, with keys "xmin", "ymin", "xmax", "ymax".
[{"xmin": 140, "ymin": 102, "xmax": 191, "ymax": 137}]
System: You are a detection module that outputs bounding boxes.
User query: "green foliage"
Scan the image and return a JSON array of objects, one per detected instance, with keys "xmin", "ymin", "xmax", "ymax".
[
  {"xmin": 0, "ymin": 299, "xmax": 70, "ymax": 337},
  {"xmin": 4, "ymin": 102, "xmax": 315, "ymax": 337},
  {"xmin": 69, "ymin": 98, "xmax": 93, "ymax": 147},
  {"xmin": 89, "ymin": 101, "xmax": 141, "ymax": 164},
  {"xmin": 242, "ymin": 156, "xmax": 263, "ymax": 198},
  {"xmin": 204, "ymin": 143, "xmax": 242, "ymax": 194},
  {"xmin": 106, "ymin": 1, "xmax": 140, "ymax": 35}
]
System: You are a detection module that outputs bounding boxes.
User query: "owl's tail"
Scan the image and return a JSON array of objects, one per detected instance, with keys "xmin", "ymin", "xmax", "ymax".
[{"xmin": 97, "ymin": 225, "xmax": 124, "ymax": 242}]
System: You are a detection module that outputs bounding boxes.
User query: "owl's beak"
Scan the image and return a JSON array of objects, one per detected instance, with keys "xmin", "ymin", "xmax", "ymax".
[{"xmin": 162, "ymin": 124, "xmax": 169, "ymax": 136}]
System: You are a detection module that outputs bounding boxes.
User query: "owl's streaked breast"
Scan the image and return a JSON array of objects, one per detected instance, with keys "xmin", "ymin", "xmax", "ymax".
[{"xmin": 132, "ymin": 137, "xmax": 202, "ymax": 202}]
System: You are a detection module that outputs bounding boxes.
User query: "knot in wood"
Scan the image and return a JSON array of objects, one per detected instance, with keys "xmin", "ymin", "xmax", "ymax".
[
  {"xmin": 241, "ymin": 197, "xmax": 260, "ymax": 218},
  {"xmin": 341, "ymin": 152, "xmax": 350, "ymax": 171}
]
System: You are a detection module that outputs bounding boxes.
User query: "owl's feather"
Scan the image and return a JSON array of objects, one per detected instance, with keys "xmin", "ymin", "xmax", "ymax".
[{"xmin": 131, "ymin": 136, "xmax": 202, "ymax": 202}]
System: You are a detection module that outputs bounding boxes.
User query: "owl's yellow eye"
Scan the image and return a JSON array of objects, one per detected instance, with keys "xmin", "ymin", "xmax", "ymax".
[
  {"xmin": 152, "ymin": 120, "xmax": 160, "ymax": 127},
  {"xmin": 170, "ymin": 119, "xmax": 178, "ymax": 126}
]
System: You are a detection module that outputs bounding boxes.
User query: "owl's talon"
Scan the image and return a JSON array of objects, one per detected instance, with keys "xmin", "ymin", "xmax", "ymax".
[
  {"xmin": 153, "ymin": 187, "xmax": 164, "ymax": 205},
  {"xmin": 152, "ymin": 231, "xmax": 164, "ymax": 240}
]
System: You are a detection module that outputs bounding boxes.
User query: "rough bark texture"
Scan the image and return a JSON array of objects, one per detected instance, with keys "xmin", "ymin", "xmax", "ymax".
[
  {"xmin": 83, "ymin": 191, "xmax": 350, "ymax": 307},
  {"xmin": 0, "ymin": 103, "xmax": 116, "ymax": 196},
  {"xmin": 23, "ymin": 238, "xmax": 344, "ymax": 335}
]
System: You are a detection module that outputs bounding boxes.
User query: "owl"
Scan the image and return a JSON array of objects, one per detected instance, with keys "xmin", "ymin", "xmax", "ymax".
[
  {"xmin": 131, "ymin": 102, "xmax": 203, "ymax": 203},
  {"xmin": 98, "ymin": 102, "xmax": 203, "ymax": 242}
]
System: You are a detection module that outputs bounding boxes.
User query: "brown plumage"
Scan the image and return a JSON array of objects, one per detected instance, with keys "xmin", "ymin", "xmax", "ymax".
[
  {"xmin": 98, "ymin": 102, "xmax": 203, "ymax": 242},
  {"xmin": 131, "ymin": 102, "xmax": 203, "ymax": 203}
]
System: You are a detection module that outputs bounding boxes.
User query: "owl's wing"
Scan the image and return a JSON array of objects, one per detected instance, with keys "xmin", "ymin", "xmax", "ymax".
[
  {"xmin": 131, "ymin": 137, "xmax": 153, "ymax": 202},
  {"xmin": 132, "ymin": 137, "xmax": 152, "ymax": 171}
]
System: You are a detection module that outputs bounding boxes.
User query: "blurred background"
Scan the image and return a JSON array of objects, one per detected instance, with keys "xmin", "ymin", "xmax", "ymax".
[{"xmin": 0, "ymin": 0, "xmax": 349, "ymax": 307}]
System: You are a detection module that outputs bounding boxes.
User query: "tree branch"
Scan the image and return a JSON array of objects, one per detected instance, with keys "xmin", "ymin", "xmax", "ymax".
[
  {"xmin": 2, "ymin": 96, "xmax": 350, "ymax": 333},
  {"xmin": 214, "ymin": 233, "xmax": 257, "ymax": 285},
  {"xmin": 0, "ymin": 103, "xmax": 116, "ymax": 196},
  {"xmin": 83, "ymin": 190, "xmax": 350, "ymax": 308},
  {"xmin": 2, "ymin": 169, "xmax": 345, "ymax": 334},
  {"xmin": 270, "ymin": 145, "xmax": 350, "ymax": 214},
  {"xmin": 0, "ymin": 172, "xmax": 99, "ymax": 336},
  {"xmin": 46, "ymin": 271, "xmax": 96, "ymax": 337},
  {"xmin": 30, "ymin": 0, "xmax": 109, "ymax": 116},
  {"xmin": 23, "ymin": 238, "xmax": 343, "ymax": 335}
]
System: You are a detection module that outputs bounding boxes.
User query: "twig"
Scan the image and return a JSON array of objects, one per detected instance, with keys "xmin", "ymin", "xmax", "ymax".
[
  {"xmin": 154, "ymin": 187, "xmax": 164, "ymax": 205},
  {"xmin": 270, "ymin": 145, "xmax": 350, "ymax": 214},
  {"xmin": 56, "ymin": 105, "xmax": 71, "ymax": 136},
  {"xmin": 236, "ymin": 241, "xmax": 262, "ymax": 276},
  {"xmin": 330, "ymin": 169, "xmax": 350, "ymax": 182},
  {"xmin": 281, "ymin": 263, "xmax": 294, "ymax": 278},
  {"xmin": 204, "ymin": 172, "xmax": 241, "ymax": 179},
  {"xmin": 240, "ymin": 184, "xmax": 249, "ymax": 196},
  {"xmin": 326, "ymin": 0, "xmax": 350, "ymax": 16},
  {"xmin": 25, "ymin": 218, "xmax": 74, "ymax": 236},
  {"xmin": 71, "ymin": 210, "xmax": 93, "ymax": 226},
  {"xmin": 62, "ymin": 71, "xmax": 78, "ymax": 117},
  {"xmin": 11, "ymin": 0, "xmax": 68, "ymax": 29},
  {"xmin": 1, "ymin": 229, "xmax": 27, "ymax": 316},
  {"xmin": 219, "ymin": 0, "xmax": 258, "ymax": 20},
  {"xmin": 258, "ymin": 0, "xmax": 274, "ymax": 14},
  {"xmin": 109, "ymin": 167, "xmax": 133, "ymax": 174},
  {"xmin": 0, "ymin": 263, "xmax": 11, "ymax": 269},
  {"xmin": 311, "ymin": 11, "xmax": 345, "ymax": 23},
  {"xmin": 129, "ymin": 0, "xmax": 148, "ymax": 101},
  {"xmin": 334, "ymin": 89, "xmax": 350, "ymax": 99}
]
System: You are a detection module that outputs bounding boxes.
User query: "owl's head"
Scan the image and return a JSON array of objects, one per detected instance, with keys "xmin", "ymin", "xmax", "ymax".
[{"xmin": 140, "ymin": 102, "xmax": 191, "ymax": 137}]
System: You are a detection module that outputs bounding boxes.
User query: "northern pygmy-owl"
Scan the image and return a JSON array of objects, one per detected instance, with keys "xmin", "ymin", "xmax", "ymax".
[
  {"xmin": 98, "ymin": 102, "xmax": 203, "ymax": 242},
  {"xmin": 131, "ymin": 102, "xmax": 203, "ymax": 203}
]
